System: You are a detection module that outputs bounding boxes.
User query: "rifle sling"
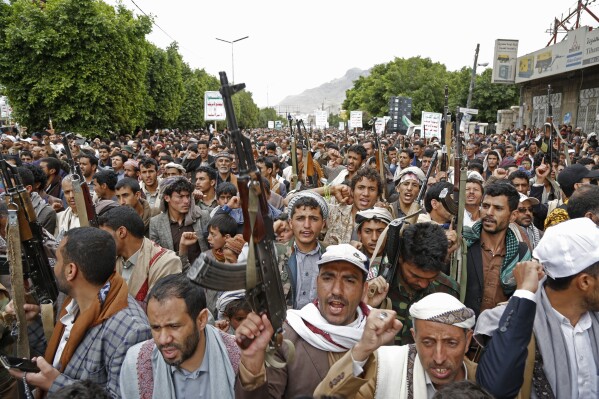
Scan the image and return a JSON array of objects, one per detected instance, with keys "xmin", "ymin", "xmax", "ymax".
[{"xmin": 246, "ymin": 186, "xmax": 259, "ymax": 291}]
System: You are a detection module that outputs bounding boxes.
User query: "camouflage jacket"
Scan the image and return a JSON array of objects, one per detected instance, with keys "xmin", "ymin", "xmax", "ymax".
[
  {"xmin": 322, "ymin": 202, "xmax": 354, "ymax": 246},
  {"xmin": 386, "ymin": 271, "xmax": 460, "ymax": 345},
  {"xmin": 276, "ymin": 239, "xmax": 326, "ymax": 309}
]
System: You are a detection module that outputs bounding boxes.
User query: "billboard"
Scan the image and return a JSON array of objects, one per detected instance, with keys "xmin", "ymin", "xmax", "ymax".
[
  {"xmin": 516, "ymin": 26, "xmax": 588, "ymax": 83},
  {"xmin": 492, "ymin": 39, "xmax": 519, "ymax": 84}
]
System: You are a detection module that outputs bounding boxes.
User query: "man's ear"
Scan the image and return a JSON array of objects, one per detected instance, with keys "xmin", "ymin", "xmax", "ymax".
[
  {"xmin": 134, "ymin": 191, "xmax": 141, "ymax": 201},
  {"xmin": 197, "ymin": 308, "xmax": 209, "ymax": 330},
  {"xmin": 65, "ymin": 262, "xmax": 78, "ymax": 282},
  {"xmin": 465, "ymin": 329, "xmax": 474, "ymax": 354}
]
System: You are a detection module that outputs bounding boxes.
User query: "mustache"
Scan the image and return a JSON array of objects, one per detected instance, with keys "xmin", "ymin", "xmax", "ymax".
[
  {"xmin": 482, "ymin": 217, "xmax": 496, "ymax": 223},
  {"xmin": 158, "ymin": 343, "xmax": 181, "ymax": 351},
  {"xmin": 327, "ymin": 295, "xmax": 348, "ymax": 306}
]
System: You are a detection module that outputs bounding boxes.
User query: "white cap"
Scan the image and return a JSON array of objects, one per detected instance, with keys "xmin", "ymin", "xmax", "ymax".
[
  {"xmin": 533, "ymin": 218, "xmax": 599, "ymax": 278},
  {"xmin": 518, "ymin": 193, "xmax": 539, "ymax": 206},
  {"xmin": 355, "ymin": 207, "xmax": 393, "ymax": 227},
  {"xmin": 317, "ymin": 244, "xmax": 368, "ymax": 275},
  {"xmin": 395, "ymin": 166, "xmax": 426, "ymax": 186}
]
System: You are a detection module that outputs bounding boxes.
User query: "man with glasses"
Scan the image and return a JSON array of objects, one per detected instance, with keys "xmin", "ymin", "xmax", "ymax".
[{"xmin": 514, "ymin": 193, "xmax": 543, "ymax": 249}]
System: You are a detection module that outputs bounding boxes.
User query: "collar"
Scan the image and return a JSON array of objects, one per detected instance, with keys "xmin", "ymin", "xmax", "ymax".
[
  {"xmin": 122, "ymin": 248, "xmax": 141, "ymax": 269},
  {"xmin": 551, "ymin": 307, "xmax": 592, "ymax": 331},
  {"xmin": 293, "ymin": 241, "xmax": 321, "ymax": 256}
]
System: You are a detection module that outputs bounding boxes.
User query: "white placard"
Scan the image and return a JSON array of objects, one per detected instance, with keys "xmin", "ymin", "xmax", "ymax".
[
  {"xmin": 375, "ymin": 118, "xmax": 385, "ymax": 134},
  {"xmin": 267, "ymin": 120, "xmax": 274, "ymax": 129},
  {"xmin": 338, "ymin": 122, "xmax": 345, "ymax": 130},
  {"xmin": 350, "ymin": 111, "xmax": 363, "ymax": 129},
  {"xmin": 315, "ymin": 110, "xmax": 328, "ymax": 128},
  {"xmin": 421, "ymin": 112, "xmax": 442, "ymax": 139},
  {"xmin": 204, "ymin": 91, "xmax": 226, "ymax": 121}
]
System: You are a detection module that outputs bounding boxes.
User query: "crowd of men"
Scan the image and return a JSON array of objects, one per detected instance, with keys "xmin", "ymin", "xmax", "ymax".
[{"xmin": 0, "ymin": 121, "xmax": 597, "ymax": 398}]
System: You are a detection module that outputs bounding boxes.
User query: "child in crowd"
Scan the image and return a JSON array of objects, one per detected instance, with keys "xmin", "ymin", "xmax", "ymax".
[{"xmin": 206, "ymin": 213, "xmax": 237, "ymax": 262}]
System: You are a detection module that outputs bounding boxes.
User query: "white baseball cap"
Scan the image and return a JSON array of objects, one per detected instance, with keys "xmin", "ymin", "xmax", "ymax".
[
  {"xmin": 533, "ymin": 218, "xmax": 599, "ymax": 278},
  {"xmin": 317, "ymin": 244, "xmax": 368, "ymax": 275},
  {"xmin": 518, "ymin": 193, "xmax": 539, "ymax": 206}
]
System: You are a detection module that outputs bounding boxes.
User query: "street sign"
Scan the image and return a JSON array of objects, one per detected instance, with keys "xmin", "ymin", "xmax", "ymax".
[{"xmin": 204, "ymin": 91, "xmax": 226, "ymax": 121}]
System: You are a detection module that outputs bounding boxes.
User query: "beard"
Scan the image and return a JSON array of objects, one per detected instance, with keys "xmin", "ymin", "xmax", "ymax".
[{"xmin": 159, "ymin": 323, "xmax": 200, "ymax": 367}]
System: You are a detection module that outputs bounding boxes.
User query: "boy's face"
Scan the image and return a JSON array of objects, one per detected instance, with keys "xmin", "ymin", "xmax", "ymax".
[
  {"xmin": 229, "ymin": 308, "xmax": 250, "ymax": 331},
  {"xmin": 223, "ymin": 247, "xmax": 238, "ymax": 264},
  {"xmin": 207, "ymin": 226, "xmax": 229, "ymax": 251}
]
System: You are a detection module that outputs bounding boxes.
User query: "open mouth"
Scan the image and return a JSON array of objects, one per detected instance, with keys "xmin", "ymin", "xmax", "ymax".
[
  {"xmin": 328, "ymin": 300, "xmax": 346, "ymax": 315},
  {"xmin": 429, "ymin": 367, "xmax": 451, "ymax": 379}
]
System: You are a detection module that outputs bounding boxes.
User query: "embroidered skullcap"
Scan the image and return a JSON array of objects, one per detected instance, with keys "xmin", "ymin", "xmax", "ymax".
[
  {"xmin": 286, "ymin": 191, "xmax": 329, "ymax": 220},
  {"xmin": 409, "ymin": 293, "xmax": 475, "ymax": 329},
  {"xmin": 355, "ymin": 207, "xmax": 393, "ymax": 228},
  {"xmin": 395, "ymin": 166, "xmax": 425, "ymax": 186},
  {"xmin": 124, "ymin": 159, "xmax": 139, "ymax": 170},
  {"xmin": 223, "ymin": 234, "xmax": 246, "ymax": 256},
  {"xmin": 164, "ymin": 162, "xmax": 186, "ymax": 174},
  {"xmin": 467, "ymin": 170, "xmax": 484, "ymax": 182},
  {"xmin": 215, "ymin": 151, "xmax": 232, "ymax": 160},
  {"xmin": 533, "ymin": 217, "xmax": 599, "ymax": 278},
  {"xmin": 317, "ymin": 243, "xmax": 368, "ymax": 275}
]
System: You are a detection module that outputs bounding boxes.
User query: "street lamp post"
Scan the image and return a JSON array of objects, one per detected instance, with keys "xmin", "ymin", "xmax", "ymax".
[
  {"xmin": 466, "ymin": 43, "xmax": 489, "ymax": 108},
  {"xmin": 215, "ymin": 36, "xmax": 249, "ymax": 83}
]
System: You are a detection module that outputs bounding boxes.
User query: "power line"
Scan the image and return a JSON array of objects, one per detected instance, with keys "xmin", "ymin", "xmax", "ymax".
[{"xmin": 129, "ymin": 0, "xmax": 179, "ymax": 44}]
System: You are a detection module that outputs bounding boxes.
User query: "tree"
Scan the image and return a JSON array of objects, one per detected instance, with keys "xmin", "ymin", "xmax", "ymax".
[
  {"xmin": 232, "ymin": 90, "xmax": 259, "ymax": 129},
  {"xmin": 470, "ymin": 68, "xmax": 519, "ymax": 123},
  {"xmin": 0, "ymin": 0, "xmax": 152, "ymax": 135},
  {"xmin": 343, "ymin": 56, "xmax": 519, "ymax": 126},
  {"xmin": 145, "ymin": 43, "xmax": 185, "ymax": 128},
  {"xmin": 177, "ymin": 66, "xmax": 220, "ymax": 130},
  {"xmin": 258, "ymin": 107, "xmax": 285, "ymax": 128}
]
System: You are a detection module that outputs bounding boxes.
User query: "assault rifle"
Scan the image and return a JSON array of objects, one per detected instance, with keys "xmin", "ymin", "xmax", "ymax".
[
  {"xmin": 188, "ymin": 72, "xmax": 293, "ymax": 367},
  {"xmin": 61, "ymin": 134, "xmax": 97, "ymax": 227},
  {"xmin": 297, "ymin": 119, "xmax": 321, "ymax": 188},
  {"xmin": 439, "ymin": 109, "xmax": 468, "ymax": 302},
  {"xmin": 0, "ymin": 160, "xmax": 58, "ymax": 304},
  {"xmin": 288, "ymin": 114, "xmax": 299, "ymax": 191}
]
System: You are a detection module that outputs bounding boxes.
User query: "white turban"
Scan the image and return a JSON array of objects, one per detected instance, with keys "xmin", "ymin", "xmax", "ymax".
[
  {"xmin": 215, "ymin": 289, "xmax": 246, "ymax": 319},
  {"xmin": 409, "ymin": 293, "xmax": 475, "ymax": 329}
]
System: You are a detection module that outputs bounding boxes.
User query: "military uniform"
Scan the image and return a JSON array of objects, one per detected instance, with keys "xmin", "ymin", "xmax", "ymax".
[{"xmin": 386, "ymin": 271, "xmax": 460, "ymax": 345}]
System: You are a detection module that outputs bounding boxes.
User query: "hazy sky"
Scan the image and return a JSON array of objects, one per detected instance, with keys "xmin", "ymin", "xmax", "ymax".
[{"xmin": 109, "ymin": 0, "xmax": 596, "ymax": 108}]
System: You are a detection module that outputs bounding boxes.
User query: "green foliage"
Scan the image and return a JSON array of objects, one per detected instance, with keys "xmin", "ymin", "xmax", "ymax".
[
  {"xmin": 343, "ymin": 57, "xmax": 519, "ymax": 125},
  {"xmin": 177, "ymin": 66, "xmax": 219, "ymax": 130},
  {"xmin": 0, "ymin": 0, "xmax": 152, "ymax": 135},
  {"xmin": 0, "ymin": 0, "xmax": 252, "ymax": 134},
  {"xmin": 232, "ymin": 90, "xmax": 259, "ymax": 129},
  {"xmin": 145, "ymin": 43, "xmax": 185, "ymax": 128},
  {"xmin": 470, "ymin": 68, "xmax": 519, "ymax": 123},
  {"xmin": 258, "ymin": 107, "xmax": 285, "ymax": 128}
]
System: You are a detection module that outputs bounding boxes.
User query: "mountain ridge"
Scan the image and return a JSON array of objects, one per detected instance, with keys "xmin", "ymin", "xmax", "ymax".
[{"xmin": 276, "ymin": 67, "xmax": 370, "ymax": 114}]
